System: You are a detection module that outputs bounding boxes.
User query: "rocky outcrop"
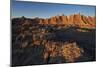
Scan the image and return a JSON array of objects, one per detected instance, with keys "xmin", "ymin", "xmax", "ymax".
[
  {"xmin": 39, "ymin": 14, "xmax": 96, "ymax": 28},
  {"xmin": 39, "ymin": 19, "xmax": 49, "ymax": 24},
  {"xmin": 49, "ymin": 16, "xmax": 57, "ymax": 24},
  {"xmin": 12, "ymin": 15, "xmax": 96, "ymax": 66}
]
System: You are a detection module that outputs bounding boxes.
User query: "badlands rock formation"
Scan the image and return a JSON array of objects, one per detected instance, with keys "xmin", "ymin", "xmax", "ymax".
[{"xmin": 39, "ymin": 14, "xmax": 96, "ymax": 28}]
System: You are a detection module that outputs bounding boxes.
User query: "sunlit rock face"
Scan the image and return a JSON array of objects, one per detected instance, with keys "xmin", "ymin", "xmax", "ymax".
[
  {"xmin": 39, "ymin": 14, "xmax": 96, "ymax": 28},
  {"xmin": 49, "ymin": 16, "xmax": 57, "ymax": 24}
]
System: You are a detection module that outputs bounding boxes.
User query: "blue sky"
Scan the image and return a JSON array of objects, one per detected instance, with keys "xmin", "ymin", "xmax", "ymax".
[{"xmin": 11, "ymin": 1, "xmax": 96, "ymax": 18}]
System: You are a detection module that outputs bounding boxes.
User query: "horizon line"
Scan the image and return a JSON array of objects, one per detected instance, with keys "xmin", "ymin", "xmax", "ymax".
[{"xmin": 11, "ymin": 13, "xmax": 96, "ymax": 19}]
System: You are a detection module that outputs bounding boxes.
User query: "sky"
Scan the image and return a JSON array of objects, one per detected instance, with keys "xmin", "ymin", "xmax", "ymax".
[{"xmin": 11, "ymin": 1, "xmax": 96, "ymax": 18}]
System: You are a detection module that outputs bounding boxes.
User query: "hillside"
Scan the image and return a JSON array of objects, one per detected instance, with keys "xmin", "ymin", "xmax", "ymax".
[{"xmin": 11, "ymin": 14, "xmax": 96, "ymax": 66}]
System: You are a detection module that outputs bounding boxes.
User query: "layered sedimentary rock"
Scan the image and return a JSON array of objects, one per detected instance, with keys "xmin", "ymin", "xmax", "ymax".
[{"xmin": 39, "ymin": 14, "xmax": 96, "ymax": 28}]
